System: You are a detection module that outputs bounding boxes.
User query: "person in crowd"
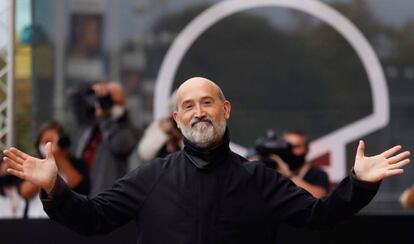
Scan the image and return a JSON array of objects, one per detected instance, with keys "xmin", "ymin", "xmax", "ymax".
[
  {"xmin": 249, "ymin": 130, "xmax": 329, "ymax": 198},
  {"xmin": 75, "ymin": 81, "xmax": 138, "ymax": 196},
  {"xmin": 137, "ymin": 91, "xmax": 183, "ymax": 161},
  {"xmin": 19, "ymin": 121, "xmax": 90, "ymax": 217},
  {"xmin": 399, "ymin": 185, "xmax": 414, "ymax": 208},
  {"xmin": 4, "ymin": 77, "xmax": 411, "ymax": 243},
  {"xmin": 280, "ymin": 130, "xmax": 330, "ymax": 198},
  {"xmin": 0, "ymin": 154, "xmax": 25, "ymax": 218}
]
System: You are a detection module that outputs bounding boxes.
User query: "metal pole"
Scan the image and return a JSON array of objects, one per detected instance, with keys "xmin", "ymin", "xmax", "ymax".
[
  {"xmin": 53, "ymin": 0, "xmax": 65, "ymax": 120},
  {"xmin": 6, "ymin": 0, "xmax": 15, "ymax": 147}
]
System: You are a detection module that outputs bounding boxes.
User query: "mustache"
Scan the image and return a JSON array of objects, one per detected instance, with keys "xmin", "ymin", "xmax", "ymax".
[{"xmin": 190, "ymin": 117, "xmax": 213, "ymax": 127}]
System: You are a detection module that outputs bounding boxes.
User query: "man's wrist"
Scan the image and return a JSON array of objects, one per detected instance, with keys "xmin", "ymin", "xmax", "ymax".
[
  {"xmin": 350, "ymin": 168, "xmax": 381, "ymax": 189},
  {"xmin": 351, "ymin": 168, "xmax": 361, "ymax": 180},
  {"xmin": 44, "ymin": 175, "xmax": 57, "ymax": 193},
  {"xmin": 40, "ymin": 175, "xmax": 71, "ymax": 209}
]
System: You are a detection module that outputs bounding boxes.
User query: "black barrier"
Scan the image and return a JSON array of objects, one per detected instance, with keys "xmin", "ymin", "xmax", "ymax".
[
  {"xmin": 1, "ymin": 218, "xmax": 137, "ymax": 244},
  {"xmin": 0, "ymin": 215, "xmax": 412, "ymax": 244}
]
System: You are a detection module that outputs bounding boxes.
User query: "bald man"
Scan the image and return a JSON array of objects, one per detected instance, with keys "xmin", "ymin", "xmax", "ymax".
[{"xmin": 4, "ymin": 77, "xmax": 411, "ymax": 243}]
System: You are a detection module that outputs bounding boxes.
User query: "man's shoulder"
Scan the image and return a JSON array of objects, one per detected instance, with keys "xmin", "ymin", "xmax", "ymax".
[
  {"xmin": 136, "ymin": 150, "xmax": 186, "ymax": 171},
  {"xmin": 122, "ymin": 154, "xmax": 178, "ymax": 184},
  {"xmin": 229, "ymin": 152, "xmax": 272, "ymax": 176},
  {"xmin": 229, "ymin": 151, "xmax": 249, "ymax": 163}
]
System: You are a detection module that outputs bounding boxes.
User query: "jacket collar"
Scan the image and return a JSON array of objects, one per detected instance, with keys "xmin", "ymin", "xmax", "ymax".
[{"xmin": 183, "ymin": 128, "xmax": 231, "ymax": 169}]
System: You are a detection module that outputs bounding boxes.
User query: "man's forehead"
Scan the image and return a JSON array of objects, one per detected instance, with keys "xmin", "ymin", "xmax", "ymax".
[
  {"xmin": 176, "ymin": 78, "xmax": 220, "ymax": 103},
  {"xmin": 181, "ymin": 95, "xmax": 214, "ymax": 104},
  {"xmin": 285, "ymin": 133, "xmax": 306, "ymax": 144}
]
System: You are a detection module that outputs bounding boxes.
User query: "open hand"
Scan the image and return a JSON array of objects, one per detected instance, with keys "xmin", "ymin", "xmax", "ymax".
[
  {"xmin": 353, "ymin": 140, "xmax": 410, "ymax": 182},
  {"xmin": 3, "ymin": 142, "xmax": 58, "ymax": 193}
]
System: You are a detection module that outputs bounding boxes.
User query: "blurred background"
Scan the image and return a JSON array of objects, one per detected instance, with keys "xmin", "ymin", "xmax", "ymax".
[{"xmin": 0, "ymin": 0, "xmax": 414, "ymax": 242}]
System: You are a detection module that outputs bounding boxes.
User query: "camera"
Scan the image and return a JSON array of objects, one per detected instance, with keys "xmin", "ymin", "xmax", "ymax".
[
  {"xmin": 68, "ymin": 84, "xmax": 114, "ymax": 124},
  {"xmin": 254, "ymin": 130, "xmax": 295, "ymax": 169},
  {"xmin": 58, "ymin": 133, "xmax": 72, "ymax": 150},
  {"xmin": 83, "ymin": 87, "xmax": 114, "ymax": 111}
]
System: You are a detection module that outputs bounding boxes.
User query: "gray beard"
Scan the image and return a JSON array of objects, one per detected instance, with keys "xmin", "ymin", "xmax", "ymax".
[{"xmin": 178, "ymin": 116, "xmax": 226, "ymax": 148}]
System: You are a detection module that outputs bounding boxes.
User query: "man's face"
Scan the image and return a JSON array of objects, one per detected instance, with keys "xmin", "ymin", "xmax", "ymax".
[
  {"xmin": 173, "ymin": 79, "xmax": 231, "ymax": 148},
  {"xmin": 283, "ymin": 133, "xmax": 308, "ymax": 156}
]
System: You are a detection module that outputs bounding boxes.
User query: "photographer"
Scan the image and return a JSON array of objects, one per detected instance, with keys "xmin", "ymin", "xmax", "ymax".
[
  {"xmin": 18, "ymin": 121, "xmax": 90, "ymax": 218},
  {"xmin": 400, "ymin": 185, "xmax": 414, "ymax": 208},
  {"xmin": 253, "ymin": 130, "xmax": 329, "ymax": 198},
  {"xmin": 281, "ymin": 130, "xmax": 329, "ymax": 198},
  {"xmin": 0, "ymin": 154, "xmax": 25, "ymax": 218},
  {"xmin": 137, "ymin": 117, "xmax": 183, "ymax": 161},
  {"xmin": 75, "ymin": 82, "xmax": 138, "ymax": 196},
  {"xmin": 137, "ymin": 91, "xmax": 183, "ymax": 161}
]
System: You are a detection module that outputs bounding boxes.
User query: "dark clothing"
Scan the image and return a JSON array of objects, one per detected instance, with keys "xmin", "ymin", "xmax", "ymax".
[
  {"xmin": 304, "ymin": 166, "xmax": 330, "ymax": 192},
  {"xmin": 68, "ymin": 156, "xmax": 90, "ymax": 195},
  {"xmin": 41, "ymin": 130, "xmax": 379, "ymax": 244},
  {"xmin": 76, "ymin": 112, "xmax": 138, "ymax": 196},
  {"xmin": 0, "ymin": 175, "xmax": 21, "ymax": 196},
  {"xmin": 81, "ymin": 126, "xmax": 101, "ymax": 171}
]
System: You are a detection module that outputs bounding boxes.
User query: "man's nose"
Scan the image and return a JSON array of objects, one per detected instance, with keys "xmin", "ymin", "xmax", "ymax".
[{"xmin": 194, "ymin": 105, "xmax": 206, "ymax": 118}]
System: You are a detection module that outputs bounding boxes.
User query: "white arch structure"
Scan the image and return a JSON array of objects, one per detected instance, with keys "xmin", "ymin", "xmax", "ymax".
[{"xmin": 154, "ymin": 0, "xmax": 389, "ymax": 181}]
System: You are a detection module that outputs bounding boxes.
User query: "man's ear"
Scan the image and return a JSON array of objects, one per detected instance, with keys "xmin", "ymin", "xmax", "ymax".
[
  {"xmin": 223, "ymin": 100, "xmax": 231, "ymax": 119},
  {"xmin": 172, "ymin": 111, "xmax": 180, "ymax": 128}
]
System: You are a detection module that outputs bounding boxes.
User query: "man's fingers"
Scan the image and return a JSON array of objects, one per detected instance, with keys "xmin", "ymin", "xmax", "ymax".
[
  {"xmin": 11, "ymin": 147, "xmax": 30, "ymax": 160},
  {"xmin": 6, "ymin": 168, "xmax": 26, "ymax": 180},
  {"xmin": 385, "ymin": 169, "xmax": 404, "ymax": 178},
  {"xmin": 388, "ymin": 159, "xmax": 410, "ymax": 170},
  {"xmin": 356, "ymin": 140, "xmax": 365, "ymax": 159},
  {"xmin": 381, "ymin": 145, "xmax": 402, "ymax": 158},
  {"xmin": 9, "ymin": 147, "xmax": 29, "ymax": 161},
  {"xmin": 45, "ymin": 142, "xmax": 54, "ymax": 160},
  {"xmin": 3, "ymin": 150, "xmax": 25, "ymax": 165},
  {"xmin": 4, "ymin": 157, "xmax": 23, "ymax": 171},
  {"xmin": 388, "ymin": 151, "xmax": 411, "ymax": 164}
]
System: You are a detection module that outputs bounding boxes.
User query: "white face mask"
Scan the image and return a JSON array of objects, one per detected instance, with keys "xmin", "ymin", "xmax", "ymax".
[{"xmin": 38, "ymin": 143, "xmax": 46, "ymax": 158}]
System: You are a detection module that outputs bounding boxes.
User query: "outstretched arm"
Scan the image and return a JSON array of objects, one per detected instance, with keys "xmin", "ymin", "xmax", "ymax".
[
  {"xmin": 257, "ymin": 141, "xmax": 411, "ymax": 228},
  {"xmin": 4, "ymin": 142, "xmax": 158, "ymax": 236},
  {"xmin": 3, "ymin": 142, "xmax": 58, "ymax": 193}
]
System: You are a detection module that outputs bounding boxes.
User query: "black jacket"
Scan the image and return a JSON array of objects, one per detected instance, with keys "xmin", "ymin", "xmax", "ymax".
[{"xmin": 41, "ymin": 130, "xmax": 378, "ymax": 244}]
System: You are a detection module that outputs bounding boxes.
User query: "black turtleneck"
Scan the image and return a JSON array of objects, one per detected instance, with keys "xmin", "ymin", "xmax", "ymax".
[{"xmin": 183, "ymin": 129, "xmax": 231, "ymax": 169}]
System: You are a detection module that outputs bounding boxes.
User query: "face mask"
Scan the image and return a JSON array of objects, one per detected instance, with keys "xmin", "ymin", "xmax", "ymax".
[
  {"xmin": 38, "ymin": 144, "xmax": 46, "ymax": 158},
  {"xmin": 287, "ymin": 154, "xmax": 306, "ymax": 171}
]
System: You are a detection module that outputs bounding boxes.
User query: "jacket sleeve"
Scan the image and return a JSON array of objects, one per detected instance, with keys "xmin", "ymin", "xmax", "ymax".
[
  {"xmin": 250, "ymin": 163, "xmax": 379, "ymax": 228},
  {"xmin": 40, "ymin": 160, "xmax": 163, "ymax": 235}
]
